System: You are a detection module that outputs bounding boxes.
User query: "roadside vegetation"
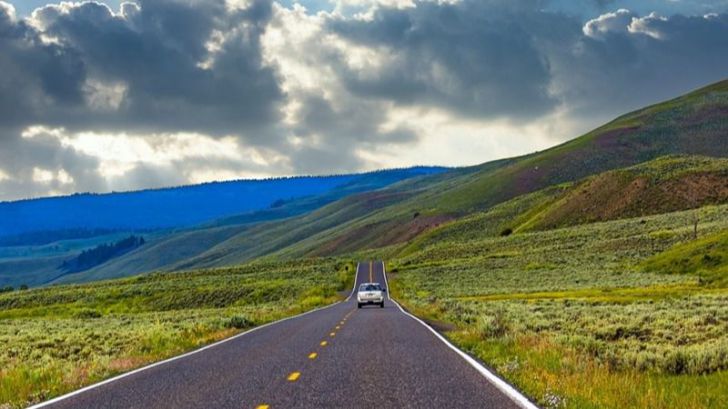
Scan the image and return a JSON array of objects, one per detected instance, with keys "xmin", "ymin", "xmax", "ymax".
[
  {"xmin": 389, "ymin": 204, "xmax": 728, "ymax": 408},
  {"xmin": 0, "ymin": 258, "xmax": 354, "ymax": 408}
]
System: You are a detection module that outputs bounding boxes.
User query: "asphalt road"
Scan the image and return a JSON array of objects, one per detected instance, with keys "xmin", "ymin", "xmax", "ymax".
[{"xmin": 34, "ymin": 261, "xmax": 534, "ymax": 409}]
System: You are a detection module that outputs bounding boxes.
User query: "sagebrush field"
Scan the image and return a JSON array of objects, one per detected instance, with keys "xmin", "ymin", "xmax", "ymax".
[
  {"xmin": 0, "ymin": 259, "xmax": 353, "ymax": 408},
  {"xmin": 389, "ymin": 204, "xmax": 728, "ymax": 408}
]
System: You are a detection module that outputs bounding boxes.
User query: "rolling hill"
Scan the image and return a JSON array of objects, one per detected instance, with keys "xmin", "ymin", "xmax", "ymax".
[{"xmin": 402, "ymin": 155, "xmax": 728, "ymax": 251}]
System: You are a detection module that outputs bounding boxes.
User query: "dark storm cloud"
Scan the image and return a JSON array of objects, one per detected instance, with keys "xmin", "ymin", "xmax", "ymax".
[
  {"xmin": 286, "ymin": 92, "xmax": 418, "ymax": 173},
  {"xmin": 0, "ymin": 3, "xmax": 86, "ymax": 128},
  {"xmin": 2, "ymin": 0, "xmax": 727, "ymax": 141},
  {"xmin": 558, "ymin": 11, "xmax": 728, "ymax": 118},
  {"xmin": 293, "ymin": 94, "xmax": 416, "ymax": 144},
  {"xmin": 0, "ymin": 0, "xmax": 286, "ymax": 200},
  {"xmin": 328, "ymin": 1, "xmax": 574, "ymax": 120},
  {"xmin": 1, "ymin": 0, "xmax": 282, "ymax": 136},
  {"xmin": 593, "ymin": 0, "xmax": 615, "ymax": 8}
]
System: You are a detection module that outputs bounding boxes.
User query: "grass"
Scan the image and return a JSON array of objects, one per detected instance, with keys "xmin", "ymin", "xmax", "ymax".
[
  {"xmin": 389, "ymin": 203, "xmax": 728, "ymax": 408},
  {"xmin": 452, "ymin": 333, "xmax": 728, "ymax": 409},
  {"xmin": 642, "ymin": 230, "xmax": 728, "ymax": 286},
  {"xmin": 0, "ymin": 258, "xmax": 354, "ymax": 408}
]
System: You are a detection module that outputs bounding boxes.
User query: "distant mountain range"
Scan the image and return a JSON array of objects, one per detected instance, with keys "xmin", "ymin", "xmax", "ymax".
[{"xmin": 0, "ymin": 167, "xmax": 446, "ymax": 239}]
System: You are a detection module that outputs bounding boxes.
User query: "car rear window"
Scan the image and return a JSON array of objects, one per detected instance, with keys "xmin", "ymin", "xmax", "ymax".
[{"xmin": 359, "ymin": 284, "xmax": 380, "ymax": 291}]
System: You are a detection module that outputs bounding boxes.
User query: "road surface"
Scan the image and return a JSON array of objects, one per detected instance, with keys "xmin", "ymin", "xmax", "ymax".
[{"xmin": 34, "ymin": 261, "xmax": 535, "ymax": 409}]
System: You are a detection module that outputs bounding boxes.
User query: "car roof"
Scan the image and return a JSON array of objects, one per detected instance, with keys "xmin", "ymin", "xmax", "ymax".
[{"xmin": 360, "ymin": 282, "xmax": 380, "ymax": 286}]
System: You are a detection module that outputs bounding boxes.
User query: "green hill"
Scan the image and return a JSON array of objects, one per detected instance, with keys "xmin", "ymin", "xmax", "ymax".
[
  {"xmin": 642, "ymin": 229, "xmax": 728, "ymax": 286},
  {"xmin": 411, "ymin": 155, "xmax": 728, "ymax": 249},
  {"xmin": 432, "ymin": 80, "xmax": 728, "ymax": 213}
]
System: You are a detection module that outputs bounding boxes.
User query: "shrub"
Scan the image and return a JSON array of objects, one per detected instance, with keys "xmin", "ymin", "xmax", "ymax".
[
  {"xmin": 477, "ymin": 310, "xmax": 510, "ymax": 339},
  {"xmin": 224, "ymin": 315, "xmax": 254, "ymax": 329},
  {"xmin": 73, "ymin": 309, "xmax": 102, "ymax": 319},
  {"xmin": 499, "ymin": 228, "xmax": 513, "ymax": 237}
]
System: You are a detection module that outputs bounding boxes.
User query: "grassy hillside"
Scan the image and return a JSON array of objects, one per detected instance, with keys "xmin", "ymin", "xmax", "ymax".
[
  {"xmin": 408, "ymin": 155, "xmax": 728, "ymax": 249},
  {"xmin": 518, "ymin": 155, "xmax": 728, "ymax": 231},
  {"xmin": 51, "ymin": 188, "xmax": 423, "ymax": 284},
  {"xmin": 47, "ymin": 165, "xmax": 488, "ymax": 284},
  {"xmin": 51, "ymin": 225, "xmax": 248, "ymax": 285},
  {"xmin": 0, "ymin": 232, "xmax": 148, "ymax": 288},
  {"xmin": 388, "ymin": 204, "xmax": 728, "ymax": 409},
  {"xmin": 642, "ymin": 229, "xmax": 728, "ymax": 286},
  {"xmin": 431, "ymin": 80, "xmax": 728, "ymax": 213},
  {"xmin": 0, "ymin": 258, "xmax": 353, "ymax": 408}
]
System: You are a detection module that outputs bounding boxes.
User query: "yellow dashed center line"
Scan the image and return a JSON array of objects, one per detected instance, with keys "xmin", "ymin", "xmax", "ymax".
[
  {"xmin": 369, "ymin": 261, "xmax": 373, "ymax": 282},
  {"xmin": 255, "ymin": 273, "xmax": 368, "ymax": 408}
]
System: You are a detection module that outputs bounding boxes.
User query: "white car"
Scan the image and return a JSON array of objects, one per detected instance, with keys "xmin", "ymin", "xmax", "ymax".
[{"xmin": 357, "ymin": 282, "xmax": 385, "ymax": 308}]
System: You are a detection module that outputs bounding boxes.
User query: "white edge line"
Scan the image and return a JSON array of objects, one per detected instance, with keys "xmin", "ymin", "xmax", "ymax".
[
  {"xmin": 28, "ymin": 265, "xmax": 363, "ymax": 409},
  {"xmin": 345, "ymin": 261, "xmax": 360, "ymax": 301},
  {"xmin": 381, "ymin": 262, "xmax": 540, "ymax": 409}
]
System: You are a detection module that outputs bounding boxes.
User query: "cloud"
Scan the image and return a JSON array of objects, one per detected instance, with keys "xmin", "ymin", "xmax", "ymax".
[
  {"xmin": 558, "ymin": 10, "xmax": 728, "ymax": 118},
  {"xmin": 317, "ymin": 1, "xmax": 728, "ymax": 141},
  {"xmin": 22, "ymin": 0, "xmax": 282, "ymax": 136},
  {"xmin": 0, "ymin": 0, "xmax": 289, "ymax": 200},
  {"xmin": 0, "ymin": 125, "xmax": 298, "ymax": 198},
  {"xmin": 1, "ymin": 0, "xmax": 728, "ymax": 201},
  {"xmin": 583, "ymin": 8, "xmax": 636, "ymax": 37},
  {"xmin": 326, "ymin": 1, "xmax": 572, "ymax": 120},
  {"xmin": 260, "ymin": 3, "xmax": 420, "ymax": 174},
  {"xmin": 0, "ymin": 127, "xmax": 105, "ymax": 200}
]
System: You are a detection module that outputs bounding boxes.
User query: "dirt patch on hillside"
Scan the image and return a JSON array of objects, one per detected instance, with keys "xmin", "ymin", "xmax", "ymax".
[{"xmin": 535, "ymin": 171, "xmax": 728, "ymax": 230}]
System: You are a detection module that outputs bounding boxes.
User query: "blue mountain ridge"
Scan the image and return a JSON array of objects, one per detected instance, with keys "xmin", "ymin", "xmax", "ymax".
[{"xmin": 0, "ymin": 167, "xmax": 446, "ymax": 238}]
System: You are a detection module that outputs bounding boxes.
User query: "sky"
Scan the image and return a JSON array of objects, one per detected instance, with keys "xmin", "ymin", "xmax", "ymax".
[{"xmin": 0, "ymin": 0, "xmax": 727, "ymax": 201}]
